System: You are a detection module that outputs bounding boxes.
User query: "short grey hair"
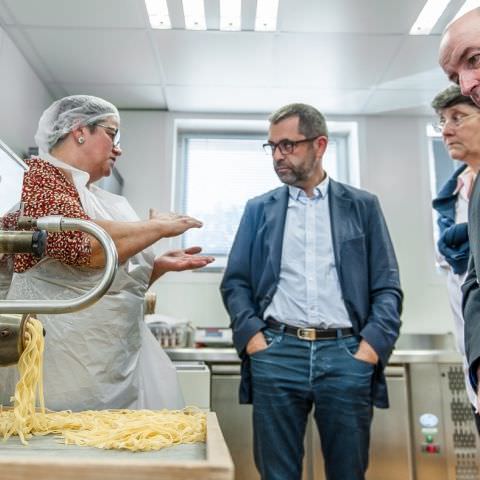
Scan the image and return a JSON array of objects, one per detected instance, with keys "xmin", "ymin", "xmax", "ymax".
[
  {"xmin": 269, "ymin": 103, "xmax": 328, "ymax": 138},
  {"xmin": 431, "ymin": 85, "xmax": 477, "ymax": 113}
]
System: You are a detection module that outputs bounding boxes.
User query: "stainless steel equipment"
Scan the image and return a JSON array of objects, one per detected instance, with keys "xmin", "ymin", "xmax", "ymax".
[
  {"xmin": 195, "ymin": 327, "xmax": 233, "ymax": 347},
  {"xmin": 0, "ymin": 313, "xmax": 28, "ymax": 366},
  {"xmin": 167, "ymin": 349, "xmax": 413, "ymax": 480},
  {"xmin": 174, "ymin": 361, "xmax": 211, "ymax": 410},
  {"xmin": 368, "ymin": 366, "xmax": 413, "ymax": 480},
  {"xmin": 394, "ymin": 333, "xmax": 480, "ymax": 480},
  {"xmin": 0, "ymin": 230, "xmax": 46, "ymax": 256},
  {"xmin": 210, "ymin": 363, "xmax": 259, "ymax": 480},
  {"xmin": 0, "ymin": 216, "xmax": 118, "ymax": 366},
  {"xmin": 166, "ymin": 334, "xmax": 479, "ymax": 480},
  {"xmin": 0, "ymin": 216, "xmax": 118, "ymax": 315},
  {"xmin": 209, "ymin": 363, "xmax": 412, "ymax": 480},
  {"xmin": 148, "ymin": 320, "xmax": 195, "ymax": 348},
  {"xmin": 311, "ymin": 365, "xmax": 413, "ymax": 480},
  {"xmin": 409, "ymin": 362, "xmax": 480, "ymax": 480}
]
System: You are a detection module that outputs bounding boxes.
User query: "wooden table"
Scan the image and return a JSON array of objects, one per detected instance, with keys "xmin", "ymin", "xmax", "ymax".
[{"xmin": 0, "ymin": 412, "xmax": 233, "ymax": 480}]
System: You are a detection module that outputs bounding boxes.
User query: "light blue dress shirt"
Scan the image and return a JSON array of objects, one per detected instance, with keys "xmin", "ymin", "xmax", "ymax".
[{"xmin": 263, "ymin": 175, "xmax": 352, "ymax": 329}]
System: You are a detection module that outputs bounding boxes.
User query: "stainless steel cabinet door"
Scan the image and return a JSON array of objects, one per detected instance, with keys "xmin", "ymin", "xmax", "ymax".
[
  {"xmin": 368, "ymin": 370, "xmax": 413, "ymax": 480},
  {"xmin": 211, "ymin": 367, "xmax": 311, "ymax": 480},
  {"xmin": 310, "ymin": 367, "xmax": 413, "ymax": 480},
  {"xmin": 211, "ymin": 369, "xmax": 260, "ymax": 480}
]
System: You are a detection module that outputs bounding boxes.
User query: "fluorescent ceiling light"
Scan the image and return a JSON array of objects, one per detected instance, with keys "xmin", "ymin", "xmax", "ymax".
[
  {"xmin": 182, "ymin": 0, "xmax": 207, "ymax": 30},
  {"xmin": 220, "ymin": 0, "xmax": 241, "ymax": 31},
  {"xmin": 409, "ymin": 0, "xmax": 451, "ymax": 35},
  {"xmin": 255, "ymin": 0, "xmax": 279, "ymax": 32},
  {"xmin": 145, "ymin": 0, "xmax": 171, "ymax": 29},
  {"xmin": 452, "ymin": 0, "xmax": 480, "ymax": 23}
]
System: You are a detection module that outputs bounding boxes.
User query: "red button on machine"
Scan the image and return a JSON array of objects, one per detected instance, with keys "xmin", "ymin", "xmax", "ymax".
[{"xmin": 423, "ymin": 444, "xmax": 440, "ymax": 454}]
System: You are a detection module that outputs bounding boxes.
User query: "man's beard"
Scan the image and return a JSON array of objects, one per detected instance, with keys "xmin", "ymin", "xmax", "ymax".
[{"xmin": 273, "ymin": 154, "xmax": 316, "ymax": 186}]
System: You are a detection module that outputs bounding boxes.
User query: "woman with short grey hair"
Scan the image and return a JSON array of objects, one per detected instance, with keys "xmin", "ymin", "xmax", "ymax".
[{"xmin": 431, "ymin": 85, "xmax": 480, "ymax": 432}]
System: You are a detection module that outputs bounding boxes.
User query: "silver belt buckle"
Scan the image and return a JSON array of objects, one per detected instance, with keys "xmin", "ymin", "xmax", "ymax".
[{"xmin": 297, "ymin": 327, "xmax": 316, "ymax": 341}]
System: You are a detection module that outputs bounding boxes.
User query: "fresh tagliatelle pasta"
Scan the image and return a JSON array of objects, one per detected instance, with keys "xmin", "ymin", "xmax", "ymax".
[
  {"xmin": 0, "ymin": 317, "xmax": 206, "ymax": 451},
  {"xmin": 2, "ymin": 316, "xmax": 45, "ymax": 444}
]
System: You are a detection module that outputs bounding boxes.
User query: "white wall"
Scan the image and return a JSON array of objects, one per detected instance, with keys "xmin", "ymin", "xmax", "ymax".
[
  {"xmin": 0, "ymin": 27, "xmax": 52, "ymax": 154},
  {"xmin": 118, "ymin": 110, "xmax": 453, "ymax": 334},
  {"xmin": 360, "ymin": 116, "xmax": 451, "ymax": 334}
]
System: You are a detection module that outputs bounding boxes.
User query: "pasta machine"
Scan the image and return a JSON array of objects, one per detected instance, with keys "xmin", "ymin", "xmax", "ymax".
[{"xmin": 0, "ymin": 216, "xmax": 118, "ymax": 366}]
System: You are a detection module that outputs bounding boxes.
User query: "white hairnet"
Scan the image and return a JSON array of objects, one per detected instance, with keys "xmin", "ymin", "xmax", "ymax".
[{"xmin": 35, "ymin": 95, "xmax": 120, "ymax": 153}]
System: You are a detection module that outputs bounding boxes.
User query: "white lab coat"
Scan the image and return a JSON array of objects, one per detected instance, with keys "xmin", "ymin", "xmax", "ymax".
[{"xmin": 0, "ymin": 157, "xmax": 184, "ymax": 411}]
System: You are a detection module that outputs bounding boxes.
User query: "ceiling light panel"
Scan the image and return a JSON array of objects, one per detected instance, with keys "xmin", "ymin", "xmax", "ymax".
[
  {"xmin": 255, "ymin": 0, "xmax": 279, "ymax": 32},
  {"xmin": 452, "ymin": 0, "xmax": 480, "ymax": 23},
  {"xmin": 220, "ymin": 0, "xmax": 241, "ymax": 31},
  {"xmin": 145, "ymin": 0, "xmax": 171, "ymax": 29},
  {"xmin": 409, "ymin": 0, "xmax": 452, "ymax": 35},
  {"xmin": 182, "ymin": 0, "xmax": 207, "ymax": 30}
]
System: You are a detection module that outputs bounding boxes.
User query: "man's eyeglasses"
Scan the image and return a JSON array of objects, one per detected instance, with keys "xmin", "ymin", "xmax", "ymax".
[
  {"xmin": 96, "ymin": 123, "xmax": 121, "ymax": 147},
  {"xmin": 432, "ymin": 112, "xmax": 480, "ymax": 133},
  {"xmin": 263, "ymin": 136, "xmax": 319, "ymax": 156}
]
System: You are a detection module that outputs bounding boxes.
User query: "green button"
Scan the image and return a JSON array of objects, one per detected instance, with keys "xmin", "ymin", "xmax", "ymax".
[{"xmin": 426, "ymin": 435, "xmax": 434, "ymax": 443}]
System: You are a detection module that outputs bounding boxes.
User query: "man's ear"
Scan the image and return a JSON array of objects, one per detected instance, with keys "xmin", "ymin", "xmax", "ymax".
[{"xmin": 315, "ymin": 136, "xmax": 328, "ymax": 156}]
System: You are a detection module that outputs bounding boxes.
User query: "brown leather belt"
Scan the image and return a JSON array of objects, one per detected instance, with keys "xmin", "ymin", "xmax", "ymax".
[{"xmin": 265, "ymin": 317, "xmax": 354, "ymax": 341}]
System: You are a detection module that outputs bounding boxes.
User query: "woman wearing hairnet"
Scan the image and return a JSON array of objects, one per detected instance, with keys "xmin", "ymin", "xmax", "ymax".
[{"xmin": 0, "ymin": 95, "xmax": 214, "ymax": 411}]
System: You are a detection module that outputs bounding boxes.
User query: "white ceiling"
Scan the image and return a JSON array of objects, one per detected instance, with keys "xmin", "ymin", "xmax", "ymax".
[{"xmin": 0, "ymin": 0, "xmax": 465, "ymax": 115}]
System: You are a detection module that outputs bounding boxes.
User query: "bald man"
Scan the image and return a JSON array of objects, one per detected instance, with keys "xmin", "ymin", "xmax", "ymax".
[
  {"xmin": 440, "ymin": 7, "xmax": 480, "ymax": 423},
  {"xmin": 439, "ymin": 8, "xmax": 480, "ymax": 104}
]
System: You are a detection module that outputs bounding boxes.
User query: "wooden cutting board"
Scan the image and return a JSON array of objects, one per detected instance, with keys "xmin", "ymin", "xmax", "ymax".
[{"xmin": 0, "ymin": 412, "xmax": 233, "ymax": 480}]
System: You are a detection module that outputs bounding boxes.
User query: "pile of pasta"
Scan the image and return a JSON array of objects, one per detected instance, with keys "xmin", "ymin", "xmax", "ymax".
[{"xmin": 0, "ymin": 317, "xmax": 206, "ymax": 451}]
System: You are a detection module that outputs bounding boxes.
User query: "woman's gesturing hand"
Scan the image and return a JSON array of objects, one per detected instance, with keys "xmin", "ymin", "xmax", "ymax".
[
  {"xmin": 149, "ymin": 209, "xmax": 203, "ymax": 238},
  {"xmin": 149, "ymin": 246, "xmax": 215, "ymax": 285}
]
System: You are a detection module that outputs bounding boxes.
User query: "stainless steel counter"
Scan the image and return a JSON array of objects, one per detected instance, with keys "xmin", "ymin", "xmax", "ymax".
[
  {"xmin": 165, "ymin": 347, "xmax": 463, "ymax": 364},
  {"xmin": 165, "ymin": 332, "xmax": 463, "ymax": 363},
  {"xmin": 166, "ymin": 348, "xmax": 239, "ymax": 363}
]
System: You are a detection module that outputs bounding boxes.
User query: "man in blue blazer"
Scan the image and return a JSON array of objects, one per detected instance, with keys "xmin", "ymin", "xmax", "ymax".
[{"xmin": 220, "ymin": 103, "xmax": 402, "ymax": 480}]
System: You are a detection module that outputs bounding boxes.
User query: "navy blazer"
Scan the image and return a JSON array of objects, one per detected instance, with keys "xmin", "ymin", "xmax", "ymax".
[
  {"xmin": 220, "ymin": 179, "xmax": 403, "ymax": 408},
  {"xmin": 432, "ymin": 164, "xmax": 469, "ymax": 275}
]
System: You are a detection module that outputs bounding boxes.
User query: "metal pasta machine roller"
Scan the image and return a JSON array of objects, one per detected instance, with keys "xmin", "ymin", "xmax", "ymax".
[{"xmin": 0, "ymin": 138, "xmax": 118, "ymax": 366}]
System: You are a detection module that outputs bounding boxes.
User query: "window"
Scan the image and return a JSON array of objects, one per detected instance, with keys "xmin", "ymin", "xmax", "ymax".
[
  {"xmin": 176, "ymin": 121, "xmax": 356, "ymax": 267},
  {"xmin": 180, "ymin": 134, "xmax": 279, "ymax": 257}
]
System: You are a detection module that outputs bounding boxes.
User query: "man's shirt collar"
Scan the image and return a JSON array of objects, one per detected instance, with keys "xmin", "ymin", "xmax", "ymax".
[{"xmin": 288, "ymin": 174, "xmax": 329, "ymax": 200}]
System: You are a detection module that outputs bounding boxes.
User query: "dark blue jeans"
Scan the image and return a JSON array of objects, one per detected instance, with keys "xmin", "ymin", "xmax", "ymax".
[{"xmin": 250, "ymin": 328, "xmax": 374, "ymax": 480}]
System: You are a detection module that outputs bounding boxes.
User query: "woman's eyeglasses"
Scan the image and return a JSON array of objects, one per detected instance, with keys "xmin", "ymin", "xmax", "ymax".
[
  {"xmin": 96, "ymin": 123, "xmax": 121, "ymax": 147},
  {"xmin": 432, "ymin": 112, "xmax": 480, "ymax": 133}
]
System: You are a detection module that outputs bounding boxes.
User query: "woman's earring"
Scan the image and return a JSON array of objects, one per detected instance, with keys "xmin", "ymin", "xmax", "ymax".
[{"xmin": 78, "ymin": 136, "xmax": 85, "ymax": 144}]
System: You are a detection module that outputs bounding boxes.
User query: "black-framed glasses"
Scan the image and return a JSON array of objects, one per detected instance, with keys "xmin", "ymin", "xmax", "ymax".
[
  {"xmin": 262, "ymin": 136, "xmax": 319, "ymax": 155},
  {"xmin": 96, "ymin": 123, "xmax": 121, "ymax": 147},
  {"xmin": 432, "ymin": 112, "xmax": 480, "ymax": 133}
]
